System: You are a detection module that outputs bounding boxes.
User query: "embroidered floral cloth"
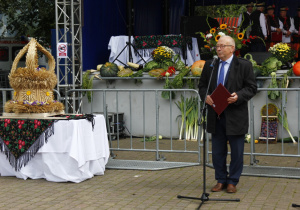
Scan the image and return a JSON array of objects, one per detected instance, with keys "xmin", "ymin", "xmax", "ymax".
[
  {"xmin": 0, "ymin": 114, "xmax": 94, "ymax": 171},
  {"xmin": 133, "ymin": 35, "xmax": 193, "ymax": 50}
]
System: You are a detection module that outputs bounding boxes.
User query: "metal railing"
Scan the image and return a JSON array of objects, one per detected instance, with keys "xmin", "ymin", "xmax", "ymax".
[{"xmin": 65, "ymin": 88, "xmax": 203, "ymax": 164}]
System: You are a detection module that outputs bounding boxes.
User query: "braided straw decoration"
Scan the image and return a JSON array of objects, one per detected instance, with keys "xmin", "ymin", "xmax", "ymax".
[
  {"xmin": 10, "ymin": 38, "xmax": 55, "ymax": 75},
  {"xmin": 5, "ymin": 38, "xmax": 65, "ymax": 113}
]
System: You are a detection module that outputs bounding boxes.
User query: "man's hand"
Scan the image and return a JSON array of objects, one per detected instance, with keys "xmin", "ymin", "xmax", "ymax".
[
  {"xmin": 227, "ymin": 92, "xmax": 238, "ymax": 104},
  {"xmin": 285, "ymin": 31, "xmax": 291, "ymax": 37},
  {"xmin": 276, "ymin": 28, "xmax": 282, "ymax": 33},
  {"xmin": 205, "ymin": 95, "xmax": 214, "ymax": 106}
]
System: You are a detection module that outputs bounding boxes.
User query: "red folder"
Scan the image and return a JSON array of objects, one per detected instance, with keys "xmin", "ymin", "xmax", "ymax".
[{"xmin": 210, "ymin": 83, "xmax": 231, "ymax": 115}]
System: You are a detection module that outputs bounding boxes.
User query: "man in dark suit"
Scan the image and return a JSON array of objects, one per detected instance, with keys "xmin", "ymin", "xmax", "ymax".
[{"xmin": 198, "ymin": 36, "xmax": 257, "ymax": 193}]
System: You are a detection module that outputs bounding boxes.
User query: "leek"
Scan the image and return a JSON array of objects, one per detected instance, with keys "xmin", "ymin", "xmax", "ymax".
[{"xmin": 278, "ymin": 108, "xmax": 297, "ymax": 144}]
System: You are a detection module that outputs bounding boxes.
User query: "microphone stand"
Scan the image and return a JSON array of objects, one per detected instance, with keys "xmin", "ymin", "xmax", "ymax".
[
  {"xmin": 177, "ymin": 59, "xmax": 240, "ymax": 209},
  {"xmin": 292, "ymin": 203, "xmax": 300, "ymax": 207}
]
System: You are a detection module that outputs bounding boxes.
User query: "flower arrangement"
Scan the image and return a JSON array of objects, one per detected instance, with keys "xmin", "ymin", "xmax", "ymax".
[
  {"xmin": 151, "ymin": 46, "xmax": 175, "ymax": 62},
  {"xmin": 199, "ymin": 23, "xmax": 260, "ymax": 55},
  {"xmin": 200, "ymin": 24, "xmax": 247, "ymax": 54},
  {"xmin": 268, "ymin": 43, "xmax": 296, "ymax": 64}
]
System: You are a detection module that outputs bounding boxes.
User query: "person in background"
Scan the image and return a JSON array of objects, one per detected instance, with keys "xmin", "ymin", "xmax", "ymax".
[
  {"xmin": 237, "ymin": 2, "xmax": 254, "ymax": 39},
  {"xmin": 278, "ymin": 6, "xmax": 295, "ymax": 43},
  {"xmin": 198, "ymin": 36, "xmax": 257, "ymax": 194},
  {"xmin": 249, "ymin": 2, "xmax": 267, "ymax": 52},
  {"xmin": 292, "ymin": 6, "xmax": 300, "ymax": 60},
  {"xmin": 265, "ymin": 5, "xmax": 282, "ymax": 48},
  {"xmin": 293, "ymin": 6, "xmax": 300, "ymax": 35}
]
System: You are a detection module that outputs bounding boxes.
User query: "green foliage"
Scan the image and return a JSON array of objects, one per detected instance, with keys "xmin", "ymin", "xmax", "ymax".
[
  {"xmin": 0, "ymin": 0, "xmax": 55, "ymax": 46},
  {"xmin": 82, "ymin": 70, "xmax": 94, "ymax": 103},
  {"xmin": 195, "ymin": 4, "xmax": 245, "ymax": 18}
]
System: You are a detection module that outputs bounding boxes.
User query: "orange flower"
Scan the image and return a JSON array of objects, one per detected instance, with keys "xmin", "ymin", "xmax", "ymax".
[
  {"xmin": 204, "ymin": 45, "xmax": 210, "ymax": 49},
  {"xmin": 210, "ymin": 28, "xmax": 216, "ymax": 34},
  {"xmin": 220, "ymin": 24, "xmax": 227, "ymax": 30},
  {"xmin": 237, "ymin": 33, "xmax": 244, "ymax": 40},
  {"xmin": 215, "ymin": 35, "xmax": 221, "ymax": 42}
]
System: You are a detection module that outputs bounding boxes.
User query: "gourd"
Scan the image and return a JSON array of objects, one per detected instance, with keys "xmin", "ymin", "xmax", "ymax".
[
  {"xmin": 100, "ymin": 62, "xmax": 119, "ymax": 77},
  {"xmin": 191, "ymin": 60, "xmax": 205, "ymax": 76},
  {"xmin": 148, "ymin": 68, "xmax": 165, "ymax": 77},
  {"xmin": 117, "ymin": 68, "xmax": 133, "ymax": 77},
  {"xmin": 293, "ymin": 61, "xmax": 300, "ymax": 76}
]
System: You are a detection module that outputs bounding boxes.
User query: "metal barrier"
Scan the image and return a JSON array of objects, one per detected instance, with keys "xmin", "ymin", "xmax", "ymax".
[
  {"xmin": 1, "ymin": 83, "xmax": 300, "ymax": 176},
  {"xmin": 65, "ymin": 88, "xmax": 203, "ymax": 170}
]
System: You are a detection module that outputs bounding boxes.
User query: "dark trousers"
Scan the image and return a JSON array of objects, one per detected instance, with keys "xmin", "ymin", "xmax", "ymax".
[{"xmin": 211, "ymin": 114, "xmax": 245, "ymax": 186}]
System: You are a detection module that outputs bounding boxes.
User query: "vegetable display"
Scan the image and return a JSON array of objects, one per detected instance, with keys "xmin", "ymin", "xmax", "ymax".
[
  {"xmin": 100, "ymin": 62, "xmax": 119, "ymax": 77},
  {"xmin": 175, "ymin": 95, "xmax": 200, "ymax": 141},
  {"xmin": 191, "ymin": 60, "xmax": 205, "ymax": 76},
  {"xmin": 293, "ymin": 61, "xmax": 300, "ymax": 76}
]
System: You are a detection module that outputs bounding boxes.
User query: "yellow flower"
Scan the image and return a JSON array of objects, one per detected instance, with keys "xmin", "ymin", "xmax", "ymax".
[
  {"xmin": 26, "ymin": 91, "xmax": 31, "ymax": 95},
  {"xmin": 14, "ymin": 92, "xmax": 16, "ymax": 96},
  {"xmin": 220, "ymin": 24, "xmax": 227, "ymax": 30},
  {"xmin": 210, "ymin": 28, "xmax": 216, "ymax": 34},
  {"xmin": 237, "ymin": 33, "xmax": 244, "ymax": 40},
  {"xmin": 215, "ymin": 35, "xmax": 221, "ymax": 42},
  {"xmin": 46, "ymin": 92, "xmax": 50, "ymax": 96}
]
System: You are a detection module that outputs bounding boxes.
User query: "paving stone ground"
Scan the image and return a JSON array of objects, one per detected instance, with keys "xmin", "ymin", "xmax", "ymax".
[{"xmin": 0, "ymin": 138, "xmax": 300, "ymax": 210}]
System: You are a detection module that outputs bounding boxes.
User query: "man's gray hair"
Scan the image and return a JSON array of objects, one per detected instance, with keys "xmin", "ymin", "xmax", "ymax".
[{"xmin": 220, "ymin": 35, "xmax": 236, "ymax": 48}]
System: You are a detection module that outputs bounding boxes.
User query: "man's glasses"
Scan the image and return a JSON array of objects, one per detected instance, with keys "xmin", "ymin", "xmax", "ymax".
[{"xmin": 215, "ymin": 45, "xmax": 232, "ymax": 49}]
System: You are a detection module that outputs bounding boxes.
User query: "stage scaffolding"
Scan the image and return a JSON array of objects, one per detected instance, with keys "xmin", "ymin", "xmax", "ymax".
[{"xmin": 55, "ymin": 0, "xmax": 83, "ymax": 113}]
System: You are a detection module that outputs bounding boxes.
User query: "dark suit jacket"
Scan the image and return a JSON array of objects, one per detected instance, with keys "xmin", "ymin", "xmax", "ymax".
[{"xmin": 198, "ymin": 55, "xmax": 257, "ymax": 135}]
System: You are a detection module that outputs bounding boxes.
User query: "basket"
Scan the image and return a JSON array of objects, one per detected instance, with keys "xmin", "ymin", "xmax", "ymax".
[{"xmin": 4, "ymin": 38, "xmax": 64, "ymax": 113}]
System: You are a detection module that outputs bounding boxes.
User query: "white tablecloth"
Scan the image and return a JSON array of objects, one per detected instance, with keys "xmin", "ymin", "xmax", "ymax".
[
  {"xmin": 0, "ymin": 115, "xmax": 110, "ymax": 183},
  {"xmin": 108, "ymin": 35, "xmax": 200, "ymax": 66}
]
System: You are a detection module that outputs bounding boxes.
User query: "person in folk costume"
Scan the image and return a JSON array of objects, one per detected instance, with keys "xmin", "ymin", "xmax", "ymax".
[
  {"xmin": 278, "ymin": 6, "xmax": 295, "ymax": 43},
  {"xmin": 292, "ymin": 6, "xmax": 300, "ymax": 60},
  {"xmin": 249, "ymin": 2, "xmax": 267, "ymax": 52},
  {"xmin": 237, "ymin": 2, "xmax": 254, "ymax": 39},
  {"xmin": 265, "ymin": 5, "xmax": 282, "ymax": 44},
  {"xmin": 293, "ymin": 6, "xmax": 300, "ymax": 35}
]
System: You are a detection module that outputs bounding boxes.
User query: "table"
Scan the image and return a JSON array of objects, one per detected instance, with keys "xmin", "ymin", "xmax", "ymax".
[
  {"xmin": 0, "ymin": 115, "xmax": 110, "ymax": 183},
  {"xmin": 108, "ymin": 35, "xmax": 200, "ymax": 66}
]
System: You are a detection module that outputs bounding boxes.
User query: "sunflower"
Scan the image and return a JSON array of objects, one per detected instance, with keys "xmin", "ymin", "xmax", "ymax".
[
  {"xmin": 237, "ymin": 33, "xmax": 244, "ymax": 40},
  {"xmin": 215, "ymin": 35, "xmax": 221, "ymax": 42},
  {"xmin": 220, "ymin": 24, "xmax": 227, "ymax": 30},
  {"xmin": 210, "ymin": 28, "xmax": 216, "ymax": 34}
]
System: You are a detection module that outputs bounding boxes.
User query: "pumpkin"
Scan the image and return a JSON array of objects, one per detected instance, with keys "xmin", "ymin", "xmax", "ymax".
[
  {"xmin": 191, "ymin": 60, "xmax": 206, "ymax": 76},
  {"xmin": 100, "ymin": 62, "xmax": 119, "ymax": 77},
  {"xmin": 293, "ymin": 61, "xmax": 300, "ymax": 76}
]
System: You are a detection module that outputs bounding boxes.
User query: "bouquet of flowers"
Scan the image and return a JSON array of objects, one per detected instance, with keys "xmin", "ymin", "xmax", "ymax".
[
  {"xmin": 199, "ymin": 23, "xmax": 257, "ymax": 55},
  {"xmin": 151, "ymin": 46, "xmax": 175, "ymax": 62},
  {"xmin": 268, "ymin": 43, "xmax": 296, "ymax": 64}
]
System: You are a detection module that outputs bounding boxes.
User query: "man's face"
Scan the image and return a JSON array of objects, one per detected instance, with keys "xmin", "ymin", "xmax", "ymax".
[
  {"xmin": 247, "ymin": 6, "xmax": 253, "ymax": 13},
  {"xmin": 216, "ymin": 37, "xmax": 234, "ymax": 61},
  {"xmin": 267, "ymin": 9, "xmax": 274, "ymax": 16},
  {"xmin": 280, "ymin": 11, "xmax": 287, "ymax": 18}
]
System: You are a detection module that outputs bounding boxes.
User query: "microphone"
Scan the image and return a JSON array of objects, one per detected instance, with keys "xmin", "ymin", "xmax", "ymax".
[{"xmin": 210, "ymin": 55, "xmax": 218, "ymax": 67}]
